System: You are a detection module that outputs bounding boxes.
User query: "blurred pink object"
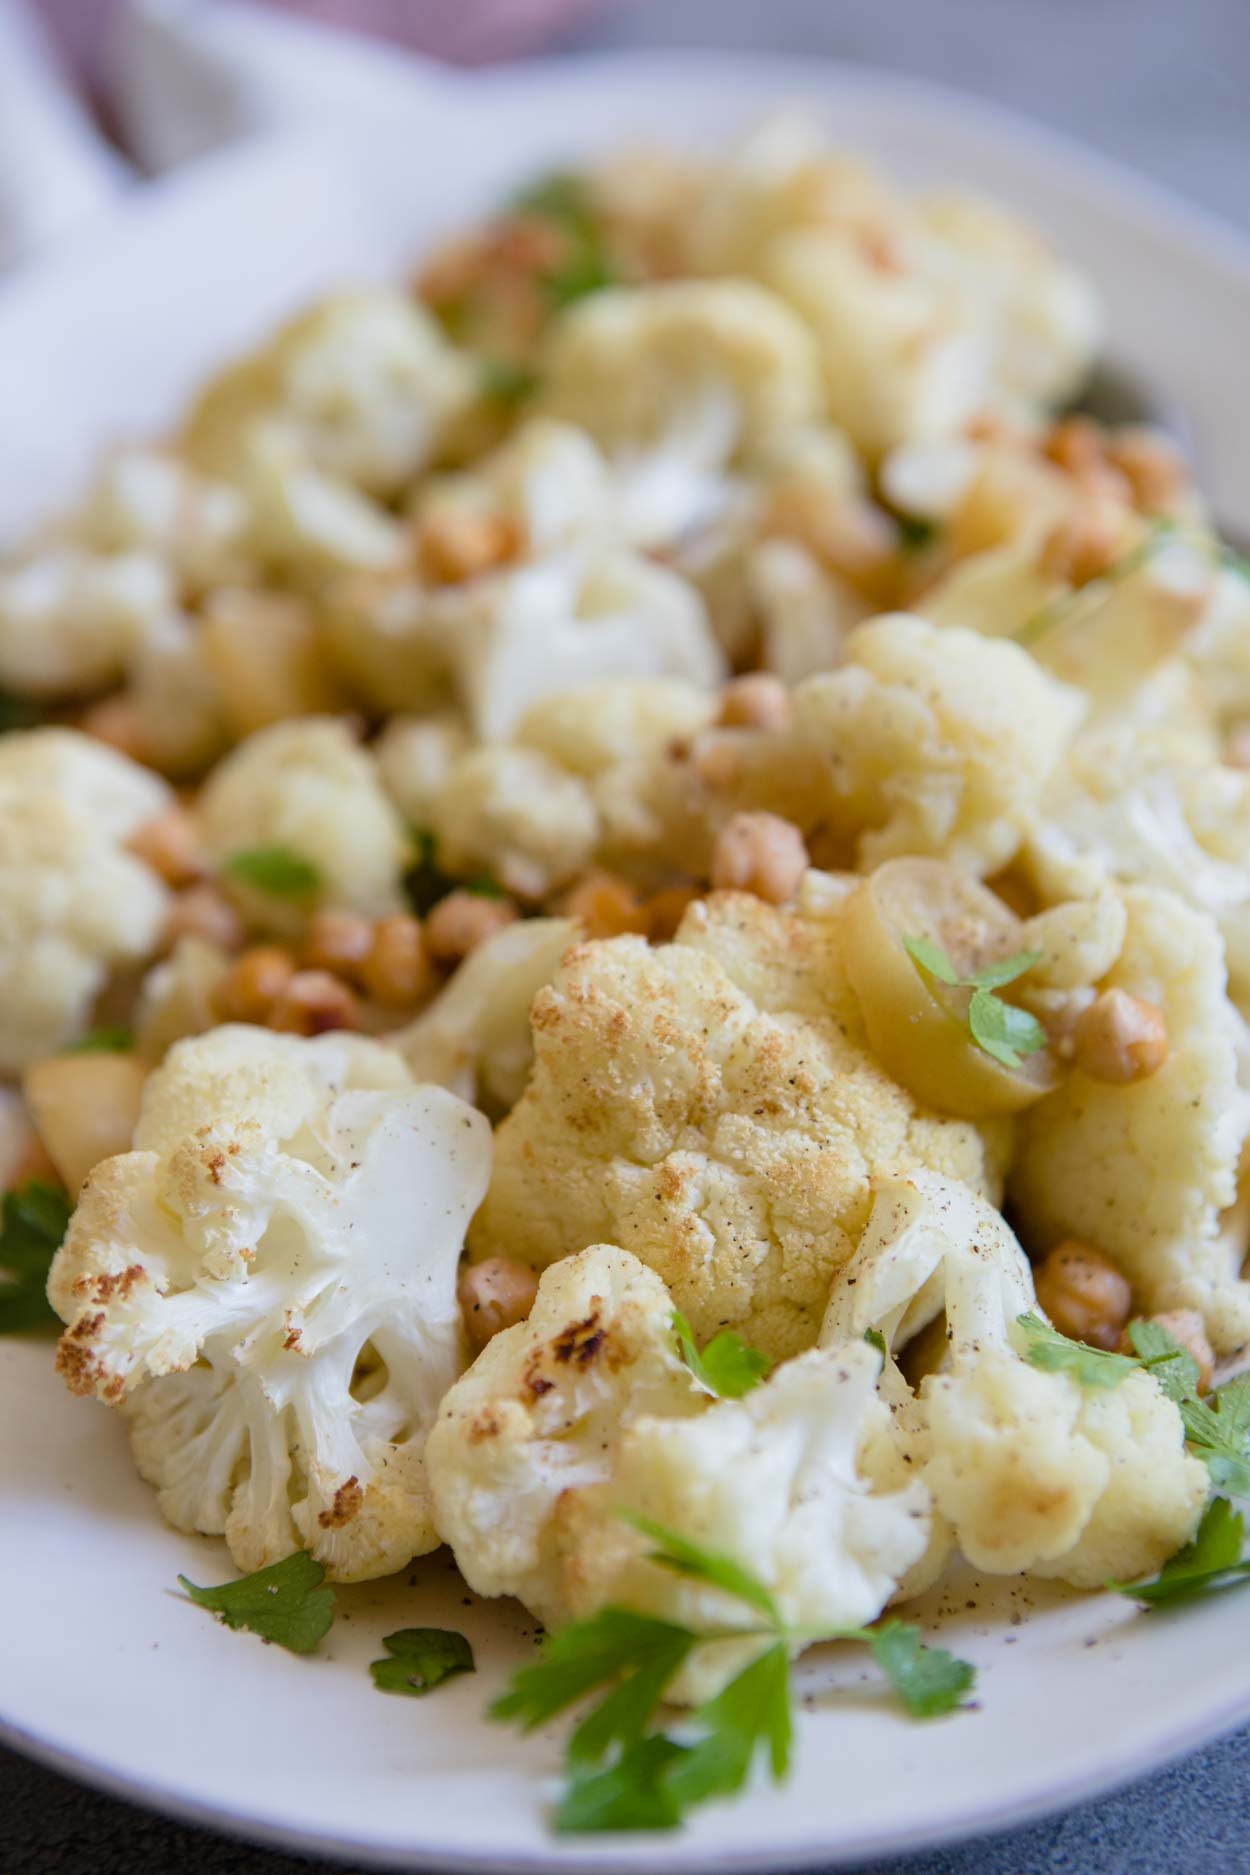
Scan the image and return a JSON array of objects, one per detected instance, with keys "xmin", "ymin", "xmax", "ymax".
[{"xmin": 36, "ymin": 0, "xmax": 607, "ymax": 86}]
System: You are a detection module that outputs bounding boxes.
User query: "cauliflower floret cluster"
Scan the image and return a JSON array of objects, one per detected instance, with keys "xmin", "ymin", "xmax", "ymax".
[
  {"xmin": 49, "ymin": 1026, "xmax": 491, "ymax": 1580},
  {"xmin": 429, "ymin": 1243, "xmax": 930, "ymax": 1700},
  {"xmin": 195, "ymin": 717, "xmax": 411, "ymax": 934},
  {"xmin": 709, "ymin": 613, "xmax": 1084, "ymax": 876},
  {"xmin": 0, "ymin": 730, "xmax": 172, "ymax": 1070},
  {"xmin": 1011, "ymin": 889, "xmax": 1250, "ymax": 1353},
  {"xmin": 470, "ymin": 892, "xmax": 1004, "ymax": 1360},
  {"xmin": 820, "ymin": 1171, "xmax": 1209, "ymax": 1587}
]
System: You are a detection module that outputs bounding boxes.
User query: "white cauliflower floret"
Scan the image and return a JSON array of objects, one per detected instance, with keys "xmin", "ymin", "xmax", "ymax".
[
  {"xmin": 470, "ymin": 892, "xmax": 1003, "ymax": 1361},
  {"xmin": 538, "ymin": 280, "xmax": 823, "ymax": 546},
  {"xmin": 49, "ymin": 1026, "xmax": 490, "ymax": 1580},
  {"xmin": 414, "ymin": 418, "xmax": 614, "ymax": 559},
  {"xmin": 235, "ymin": 423, "xmax": 405, "ymax": 579},
  {"xmin": 0, "ymin": 730, "xmax": 172, "ymax": 1070},
  {"xmin": 389, "ymin": 917, "xmax": 577, "ymax": 1115},
  {"xmin": 0, "ymin": 548, "xmax": 174, "ymax": 698},
  {"xmin": 1012, "ymin": 889, "xmax": 1250, "ymax": 1353},
  {"xmin": 432, "ymin": 548, "xmax": 724, "ymax": 741},
  {"xmin": 427, "ymin": 678, "xmax": 716, "ymax": 900},
  {"xmin": 183, "ymin": 290, "xmax": 475, "ymax": 499},
  {"xmin": 375, "ymin": 714, "xmax": 473, "ymax": 828},
  {"xmin": 427, "ymin": 1244, "xmax": 704, "ymax": 1627},
  {"xmin": 821, "ymin": 1172, "xmax": 1208, "ymax": 1587},
  {"xmin": 134, "ymin": 936, "xmax": 230, "ymax": 1063},
  {"xmin": 65, "ymin": 447, "xmax": 254, "ymax": 594},
  {"xmin": 195, "ymin": 718, "xmax": 410, "ymax": 934},
  {"xmin": 717, "ymin": 614, "xmax": 1084, "ymax": 876},
  {"xmin": 559, "ymin": 1338, "xmax": 933, "ymax": 1702}
]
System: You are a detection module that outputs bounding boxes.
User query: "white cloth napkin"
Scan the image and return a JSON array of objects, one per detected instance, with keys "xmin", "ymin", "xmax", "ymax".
[{"xmin": 0, "ymin": 0, "xmax": 445, "ymax": 271}]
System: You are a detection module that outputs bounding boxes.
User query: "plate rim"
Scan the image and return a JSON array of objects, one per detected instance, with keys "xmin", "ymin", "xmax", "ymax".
[{"xmin": 6, "ymin": 42, "xmax": 1250, "ymax": 1871}]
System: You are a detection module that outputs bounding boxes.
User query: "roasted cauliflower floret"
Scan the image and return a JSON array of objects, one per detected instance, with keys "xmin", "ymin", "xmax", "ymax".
[
  {"xmin": 183, "ymin": 289, "xmax": 475, "ymax": 499},
  {"xmin": 0, "ymin": 730, "xmax": 172, "ymax": 1070},
  {"xmin": 1012, "ymin": 889, "xmax": 1250, "ymax": 1354},
  {"xmin": 49, "ymin": 1026, "xmax": 490, "ymax": 1580},
  {"xmin": 538, "ymin": 280, "xmax": 823, "ymax": 546},
  {"xmin": 470, "ymin": 893, "xmax": 1004, "ymax": 1360},
  {"xmin": 390, "ymin": 917, "xmax": 578, "ymax": 1115},
  {"xmin": 821, "ymin": 1172, "xmax": 1208, "ymax": 1587},
  {"xmin": 559, "ymin": 1337, "xmax": 933, "ymax": 1702},
  {"xmin": 714, "ymin": 613, "xmax": 1084, "ymax": 876},
  {"xmin": 0, "ymin": 549, "xmax": 175, "ymax": 699},
  {"xmin": 427, "ymin": 1244, "xmax": 704, "ymax": 1626},
  {"xmin": 195, "ymin": 717, "xmax": 410, "ymax": 935}
]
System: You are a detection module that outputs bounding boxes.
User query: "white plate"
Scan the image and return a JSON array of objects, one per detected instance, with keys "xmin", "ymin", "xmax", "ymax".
[{"xmin": 4, "ymin": 52, "xmax": 1250, "ymax": 1872}]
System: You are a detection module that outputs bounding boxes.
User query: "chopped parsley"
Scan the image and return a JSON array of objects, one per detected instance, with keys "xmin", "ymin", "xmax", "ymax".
[
  {"xmin": 672, "ymin": 1310, "xmax": 771, "ymax": 1400},
  {"xmin": 224, "ymin": 846, "xmax": 322, "ymax": 900},
  {"xmin": 491, "ymin": 1514, "xmax": 973, "ymax": 1833},
  {"xmin": 479, "ymin": 357, "xmax": 541, "ymax": 408},
  {"xmin": 1112, "ymin": 1497, "xmax": 1250, "ymax": 1606},
  {"xmin": 370, "ymin": 1628, "xmax": 475, "ymax": 1696},
  {"xmin": 1015, "ymin": 1312, "xmax": 1141, "ymax": 1388},
  {"xmin": 0, "ymin": 1179, "xmax": 72, "ymax": 1335},
  {"xmin": 65, "ymin": 1026, "xmax": 134, "ymax": 1054},
  {"xmin": 404, "ymin": 828, "xmax": 502, "ymax": 914},
  {"xmin": 903, "ymin": 936, "xmax": 1046, "ymax": 1070},
  {"xmin": 177, "ymin": 1552, "xmax": 335, "ymax": 1654}
]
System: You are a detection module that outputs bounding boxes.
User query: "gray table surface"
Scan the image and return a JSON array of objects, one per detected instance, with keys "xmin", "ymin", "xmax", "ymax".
[{"xmin": 6, "ymin": 1, "xmax": 1250, "ymax": 1869}]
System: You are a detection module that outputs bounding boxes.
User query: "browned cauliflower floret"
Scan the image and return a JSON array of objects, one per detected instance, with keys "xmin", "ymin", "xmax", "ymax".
[{"xmin": 469, "ymin": 893, "xmax": 1005, "ymax": 1360}]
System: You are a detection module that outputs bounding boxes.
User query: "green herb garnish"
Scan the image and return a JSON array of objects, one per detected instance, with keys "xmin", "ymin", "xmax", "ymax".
[
  {"xmin": 491, "ymin": 1515, "xmax": 974, "ymax": 1833},
  {"xmin": 895, "ymin": 513, "xmax": 942, "ymax": 553},
  {"xmin": 0, "ymin": 1179, "xmax": 72, "ymax": 1335},
  {"xmin": 0, "ymin": 690, "xmax": 45, "ymax": 734},
  {"xmin": 370, "ymin": 1628, "xmax": 475, "ymax": 1696},
  {"xmin": 864, "ymin": 1327, "xmax": 888, "ymax": 1360},
  {"xmin": 66, "ymin": 1026, "xmax": 134, "ymax": 1054},
  {"xmin": 543, "ymin": 246, "xmax": 618, "ymax": 309},
  {"xmin": 479, "ymin": 357, "xmax": 540, "ymax": 407},
  {"xmin": 1112, "ymin": 1497, "xmax": 1250, "ymax": 1605},
  {"xmin": 673, "ymin": 1310, "xmax": 771, "ymax": 1400},
  {"xmin": 177, "ymin": 1552, "xmax": 335, "ymax": 1654},
  {"xmin": 1014, "ymin": 519, "xmax": 1176, "ymax": 648},
  {"xmin": 404, "ymin": 828, "xmax": 502, "ymax": 913},
  {"xmin": 1015, "ymin": 1312, "xmax": 1141, "ymax": 1388},
  {"xmin": 224, "ymin": 846, "xmax": 321, "ymax": 900},
  {"xmin": 903, "ymin": 936, "xmax": 1046, "ymax": 1070}
]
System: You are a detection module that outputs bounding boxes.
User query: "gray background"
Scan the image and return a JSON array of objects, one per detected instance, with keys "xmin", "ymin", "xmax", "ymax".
[{"xmin": 5, "ymin": 0, "xmax": 1250, "ymax": 1870}]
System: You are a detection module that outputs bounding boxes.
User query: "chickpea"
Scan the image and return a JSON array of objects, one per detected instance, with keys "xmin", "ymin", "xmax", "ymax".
[
  {"xmin": 1039, "ymin": 502, "xmax": 1124, "ymax": 588},
  {"xmin": 1073, "ymin": 989, "xmax": 1169, "ymax": 1084},
  {"xmin": 1043, "ymin": 415, "xmax": 1107, "ymax": 478},
  {"xmin": 424, "ymin": 891, "xmax": 519, "ymax": 965},
  {"xmin": 559, "ymin": 872, "xmax": 645, "ymax": 939},
  {"xmin": 269, "ymin": 970, "xmax": 361, "ymax": 1036},
  {"xmin": 302, "ymin": 909, "xmax": 374, "ymax": 979},
  {"xmin": 1107, "ymin": 427, "xmax": 1188, "ymax": 515},
  {"xmin": 717, "ymin": 674, "xmax": 791, "ymax": 733},
  {"xmin": 693, "ymin": 732, "xmax": 746, "ymax": 791},
  {"xmin": 1142, "ymin": 1309, "xmax": 1216, "ymax": 1395},
  {"xmin": 359, "ymin": 915, "xmax": 436, "ymax": 1008},
  {"xmin": 1226, "ymin": 725, "xmax": 1250, "ymax": 771},
  {"xmin": 164, "ymin": 884, "xmax": 244, "ymax": 953},
  {"xmin": 458, "ymin": 1257, "xmax": 540, "ymax": 1353},
  {"xmin": 212, "ymin": 946, "xmax": 296, "ymax": 1024},
  {"xmin": 642, "ymin": 885, "xmax": 700, "ymax": 944},
  {"xmin": 711, "ymin": 812, "xmax": 808, "ymax": 905},
  {"xmin": 128, "ymin": 808, "xmax": 207, "ymax": 888},
  {"xmin": 78, "ymin": 694, "xmax": 153, "ymax": 764},
  {"xmin": 415, "ymin": 507, "xmax": 524, "ymax": 586},
  {"xmin": 1034, "ymin": 1239, "xmax": 1133, "ymax": 1351}
]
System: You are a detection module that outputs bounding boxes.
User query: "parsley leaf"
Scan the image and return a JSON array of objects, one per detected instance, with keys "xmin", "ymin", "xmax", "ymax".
[
  {"xmin": 490, "ymin": 1607, "xmax": 695, "ymax": 1733},
  {"xmin": 0, "ymin": 689, "xmax": 45, "ymax": 733},
  {"xmin": 864, "ymin": 1327, "xmax": 888, "ymax": 1360},
  {"xmin": 673, "ymin": 1310, "xmax": 771, "ymax": 1400},
  {"xmin": 0, "ymin": 1179, "xmax": 71, "ymax": 1335},
  {"xmin": 967, "ymin": 987, "xmax": 1047, "ymax": 1069},
  {"xmin": 1112, "ymin": 1497, "xmax": 1250, "ymax": 1604},
  {"xmin": 1016, "ymin": 1312, "xmax": 1141, "ymax": 1388},
  {"xmin": 1015, "ymin": 520, "xmax": 1177, "ymax": 647},
  {"xmin": 511, "ymin": 170, "xmax": 597, "ymax": 234},
  {"xmin": 543, "ymin": 246, "xmax": 618, "ymax": 309},
  {"xmin": 66, "ymin": 1025, "xmax": 134, "ymax": 1054},
  {"xmin": 666, "ymin": 1641, "xmax": 793, "ymax": 1804},
  {"xmin": 479, "ymin": 357, "xmax": 540, "ymax": 407},
  {"xmin": 224, "ymin": 846, "xmax": 321, "ymax": 900},
  {"xmin": 868, "ymin": 1620, "xmax": 975, "ymax": 1717},
  {"xmin": 177, "ymin": 1552, "xmax": 335, "ymax": 1653},
  {"xmin": 404, "ymin": 829, "xmax": 501, "ymax": 913},
  {"xmin": 1177, "ymin": 1377, "xmax": 1250, "ymax": 1499},
  {"xmin": 1126, "ymin": 1317, "xmax": 1201, "ymax": 1403},
  {"xmin": 622, "ymin": 1513, "xmax": 782, "ymax": 1625},
  {"xmin": 905, "ymin": 935, "xmax": 1046, "ymax": 1069},
  {"xmin": 556, "ymin": 1735, "xmax": 690, "ymax": 1834},
  {"xmin": 370, "ymin": 1628, "xmax": 474, "ymax": 1696},
  {"xmin": 895, "ymin": 513, "xmax": 942, "ymax": 553}
]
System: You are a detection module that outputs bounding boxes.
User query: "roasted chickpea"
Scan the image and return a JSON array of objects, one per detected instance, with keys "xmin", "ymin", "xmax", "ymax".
[
  {"xmin": 302, "ymin": 909, "xmax": 374, "ymax": 979},
  {"xmin": 164, "ymin": 885, "xmax": 244, "ymax": 953},
  {"xmin": 1039, "ymin": 502, "xmax": 1124, "ymax": 588},
  {"xmin": 268, "ymin": 970, "xmax": 361, "ymax": 1035},
  {"xmin": 1073, "ymin": 989, "xmax": 1168, "ymax": 1084},
  {"xmin": 710, "ymin": 812, "xmax": 808, "ymax": 904},
  {"xmin": 424, "ymin": 891, "xmax": 519, "ymax": 965},
  {"xmin": 415, "ymin": 508, "xmax": 523, "ymax": 586},
  {"xmin": 717, "ymin": 673, "xmax": 791, "ymax": 733},
  {"xmin": 559, "ymin": 872, "xmax": 645, "ymax": 939},
  {"xmin": 458, "ymin": 1257, "xmax": 540, "ymax": 1353},
  {"xmin": 359, "ymin": 915, "xmax": 436, "ymax": 1008},
  {"xmin": 1034, "ymin": 1239, "xmax": 1133, "ymax": 1351},
  {"xmin": 127, "ymin": 808, "xmax": 207, "ymax": 888},
  {"xmin": 212, "ymin": 946, "xmax": 295, "ymax": 1024},
  {"xmin": 1107, "ymin": 427, "xmax": 1188, "ymax": 515}
]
